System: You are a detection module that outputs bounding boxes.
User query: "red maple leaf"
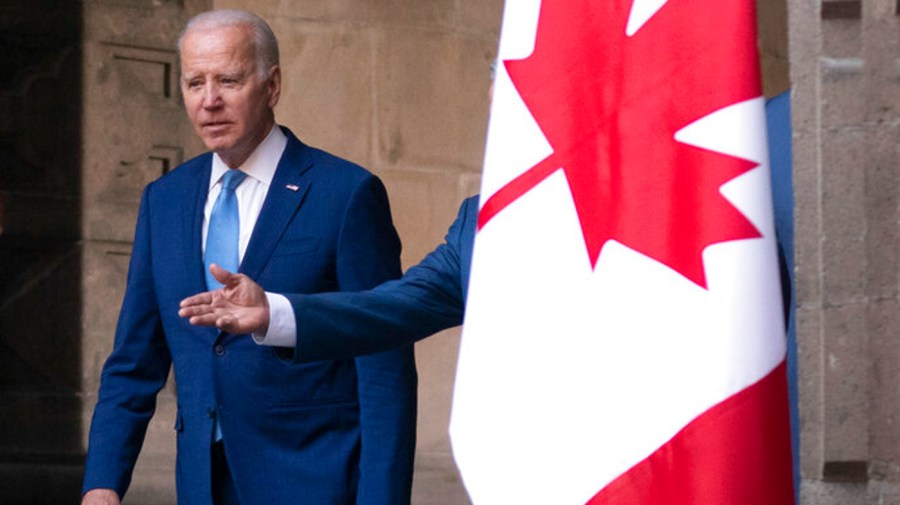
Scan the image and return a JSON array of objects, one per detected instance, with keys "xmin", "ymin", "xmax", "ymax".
[{"xmin": 479, "ymin": 0, "xmax": 764, "ymax": 288}]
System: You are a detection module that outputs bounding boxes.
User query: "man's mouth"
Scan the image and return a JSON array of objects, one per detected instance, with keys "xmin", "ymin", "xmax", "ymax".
[{"xmin": 202, "ymin": 120, "xmax": 232, "ymax": 130}]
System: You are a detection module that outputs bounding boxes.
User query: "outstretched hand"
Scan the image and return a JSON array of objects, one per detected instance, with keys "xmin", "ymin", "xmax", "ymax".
[{"xmin": 179, "ymin": 264, "xmax": 270, "ymax": 335}]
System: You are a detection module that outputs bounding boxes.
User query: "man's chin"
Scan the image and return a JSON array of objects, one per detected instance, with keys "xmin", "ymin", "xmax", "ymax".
[{"xmin": 200, "ymin": 136, "xmax": 236, "ymax": 154}]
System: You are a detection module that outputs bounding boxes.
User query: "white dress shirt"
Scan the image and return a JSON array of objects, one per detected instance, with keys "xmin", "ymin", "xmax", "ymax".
[{"xmin": 202, "ymin": 125, "xmax": 296, "ymax": 347}]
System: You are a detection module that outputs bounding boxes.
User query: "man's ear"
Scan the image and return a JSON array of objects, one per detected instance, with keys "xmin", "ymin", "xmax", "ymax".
[{"xmin": 267, "ymin": 65, "xmax": 282, "ymax": 108}]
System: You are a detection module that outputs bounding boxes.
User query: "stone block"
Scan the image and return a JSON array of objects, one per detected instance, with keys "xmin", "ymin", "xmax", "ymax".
[
  {"xmin": 219, "ymin": 0, "xmax": 462, "ymax": 29},
  {"xmin": 366, "ymin": 0, "xmax": 456, "ymax": 28},
  {"xmin": 123, "ymin": 395, "xmax": 178, "ymax": 504},
  {"xmin": 83, "ymin": 0, "xmax": 187, "ymax": 50},
  {"xmin": 860, "ymin": 0, "xmax": 899, "ymax": 20},
  {"xmin": 820, "ymin": 58, "xmax": 867, "ymax": 129},
  {"xmin": 226, "ymin": 0, "xmax": 375, "ymax": 25},
  {"xmin": 374, "ymin": 29, "xmax": 494, "ymax": 173},
  {"xmin": 868, "ymin": 480, "xmax": 900, "ymax": 504},
  {"xmin": 789, "ymin": 73, "xmax": 817, "ymax": 135},
  {"xmin": 799, "ymin": 479, "xmax": 900, "ymax": 505},
  {"xmin": 791, "ymin": 132, "xmax": 821, "ymax": 308},
  {"xmin": 786, "ymin": 0, "xmax": 820, "ymax": 132},
  {"xmin": 822, "ymin": 302, "xmax": 869, "ymax": 465},
  {"xmin": 820, "ymin": 129, "xmax": 867, "ymax": 304},
  {"xmin": 81, "ymin": 241, "xmax": 131, "ymax": 392},
  {"xmin": 459, "ymin": 0, "xmax": 504, "ymax": 37},
  {"xmin": 412, "ymin": 451, "xmax": 470, "ymax": 505},
  {"xmin": 866, "ymin": 298, "xmax": 900, "ymax": 465},
  {"xmin": 273, "ymin": 23, "xmax": 376, "ymax": 168},
  {"xmin": 863, "ymin": 125, "xmax": 900, "ymax": 299},
  {"xmin": 459, "ymin": 172, "xmax": 483, "ymax": 200},
  {"xmin": 821, "ymin": 16, "xmax": 862, "ymax": 57},
  {"xmin": 380, "ymin": 170, "xmax": 477, "ymax": 268},
  {"xmin": 414, "ymin": 327, "xmax": 461, "ymax": 454},
  {"xmin": 796, "ymin": 305, "xmax": 823, "ymax": 479},
  {"xmin": 859, "ymin": 53, "xmax": 900, "ymax": 125},
  {"xmin": 800, "ymin": 479, "xmax": 866, "ymax": 505},
  {"xmin": 213, "ymin": 0, "xmax": 280, "ymax": 19}
]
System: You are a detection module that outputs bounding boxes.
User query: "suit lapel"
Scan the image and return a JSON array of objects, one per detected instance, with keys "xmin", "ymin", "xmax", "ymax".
[
  {"xmin": 184, "ymin": 155, "xmax": 213, "ymax": 294},
  {"xmin": 240, "ymin": 132, "xmax": 313, "ymax": 280},
  {"xmin": 166, "ymin": 154, "xmax": 220, "ymax": 340}
]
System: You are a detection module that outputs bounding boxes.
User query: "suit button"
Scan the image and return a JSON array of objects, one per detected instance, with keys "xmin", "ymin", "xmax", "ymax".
[
  {"xmin": 214, "ymin": 344, "xmax": 225, "ymax": 356},
  {"xmin": 207, "ymin": 408, "xmax": 216, "ymax": 419}
]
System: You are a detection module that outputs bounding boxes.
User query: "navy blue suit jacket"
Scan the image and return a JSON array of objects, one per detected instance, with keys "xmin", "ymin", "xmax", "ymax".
[
  {"xmin": 83, "ymin": 128, "xmax": 417, "ymax": 505},
  {"xmin": 288, "ymin": 196, "xmax": 477, "ymax": 362}
]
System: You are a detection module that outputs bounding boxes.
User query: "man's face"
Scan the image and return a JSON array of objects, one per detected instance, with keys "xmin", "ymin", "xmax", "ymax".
[{"xmin": 180, "ymin": 24, "xmax": 281, "ymax": 167}]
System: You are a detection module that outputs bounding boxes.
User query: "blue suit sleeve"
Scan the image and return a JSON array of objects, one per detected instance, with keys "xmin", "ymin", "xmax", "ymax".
[
  {"xmin": 82, "ymin": 185, "xmax": 173, "ymax": 497},
  {"xmin": 333, "ymin": 174, "xmax": 417, "ymax": 505},
  {"xmin": 289, "ymin": 197, "xmax": 469, "ymax": 360}
]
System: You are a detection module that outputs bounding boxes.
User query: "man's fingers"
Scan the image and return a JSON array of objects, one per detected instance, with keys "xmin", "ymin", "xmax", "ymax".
[
  {"xmin": 179, "ymin": 304, "xmax": 211, "ymax": 318},
  {"xmin": 180, "ymin": 291, "xmax": 213, "ymax": 308},
  {"xmin": 188, "ymin": 313, "xmax": 221, "ymax": 327}
]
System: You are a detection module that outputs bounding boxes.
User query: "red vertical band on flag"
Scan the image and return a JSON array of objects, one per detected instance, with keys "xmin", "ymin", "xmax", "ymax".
[{"xmin": 587, "ymin": 361, "xmax": 795, "ymax": 505}]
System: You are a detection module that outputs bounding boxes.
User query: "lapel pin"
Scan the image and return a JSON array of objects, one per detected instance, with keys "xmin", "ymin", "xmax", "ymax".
[{"xmin": 285, "ymin": 184, "xmax": 300, "ymax": 192}]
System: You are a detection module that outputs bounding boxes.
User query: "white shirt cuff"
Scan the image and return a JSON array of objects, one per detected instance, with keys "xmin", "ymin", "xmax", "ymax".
[{"xmin": 252, "ymin": 292, "xmax": 297, "ymax": 347}]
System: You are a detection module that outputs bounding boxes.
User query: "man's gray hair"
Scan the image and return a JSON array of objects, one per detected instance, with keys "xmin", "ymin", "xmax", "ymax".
[{"xmin": 178, "ymin": 9, "xmax": 280, "ymax": 77}]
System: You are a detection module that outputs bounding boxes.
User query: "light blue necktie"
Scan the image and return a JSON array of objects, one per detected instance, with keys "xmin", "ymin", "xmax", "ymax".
[
  {"xmin": 205, "ymin": 169, "xmax": 246, "ymax": 442},
  {"xmin": 205, "ymin": 169, "xmax": 247, "ymax": 290}
]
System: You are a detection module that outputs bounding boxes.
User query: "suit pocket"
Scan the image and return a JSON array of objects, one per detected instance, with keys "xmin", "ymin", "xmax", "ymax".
[
  {"xmin": 271, "ymin": 346, "xmax": 295, "ymax": 363},
  {"xmin": 270, "ymin": 237, "xmax": 321, "ymax": 258}
]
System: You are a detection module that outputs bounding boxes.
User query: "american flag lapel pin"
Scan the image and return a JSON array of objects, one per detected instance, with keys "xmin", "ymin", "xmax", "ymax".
[{"xmin": 285, "ymin": 184, "xmax": 300, "ymax": 192}]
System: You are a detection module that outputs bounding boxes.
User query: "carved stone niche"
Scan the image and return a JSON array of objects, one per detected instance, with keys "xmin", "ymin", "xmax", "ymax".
[
  {"xmin": 107, "ymin": 43, "xmax": 179, "ymax": 102},
  {"xmin": 84, "ymin": 42, "xmax": 185, "ymax": 243},
  {"xmin": 821, "ymin": 0, "xmax": 862, "ymax": 19}
]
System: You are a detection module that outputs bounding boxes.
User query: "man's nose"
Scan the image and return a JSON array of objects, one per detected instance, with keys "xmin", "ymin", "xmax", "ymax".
[{"xmin": 202, "ymin": 84, "xmax": 223, "ymax": 108}]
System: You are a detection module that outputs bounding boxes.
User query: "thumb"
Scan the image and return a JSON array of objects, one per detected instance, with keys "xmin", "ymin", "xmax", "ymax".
[
  {"xmin": 209, "ymin": 263, "xmax": 238, "ymax": 287},
  {"xmin": 216, "ymin": 314, "xmax": 237, "ymax": 333}
]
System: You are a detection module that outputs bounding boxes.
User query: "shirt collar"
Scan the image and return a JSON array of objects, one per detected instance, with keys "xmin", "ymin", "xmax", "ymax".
[{"xmin": 209, "ymin": 125, "xmax": 288, "ymax": 188}]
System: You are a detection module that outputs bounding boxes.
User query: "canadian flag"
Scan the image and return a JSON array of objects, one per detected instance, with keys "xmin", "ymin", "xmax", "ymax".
[{"xmin": 449, "ymin": 1, "xmax": 795, "ymax": 504}]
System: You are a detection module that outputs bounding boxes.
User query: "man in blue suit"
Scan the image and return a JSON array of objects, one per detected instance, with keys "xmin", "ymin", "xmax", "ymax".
[
  {"xmin": 81, "ymin": 9, "xmax": 416, "ymax": 505},
  {"xmin": 178, "ymin": 195, "xmax": 478, "ymax": 362}
]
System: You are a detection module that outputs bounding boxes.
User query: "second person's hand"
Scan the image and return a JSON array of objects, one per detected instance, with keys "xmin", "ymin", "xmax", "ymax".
[{"xmin": 179, "ymin": 264, "xmax": 270, "ymax": 335}]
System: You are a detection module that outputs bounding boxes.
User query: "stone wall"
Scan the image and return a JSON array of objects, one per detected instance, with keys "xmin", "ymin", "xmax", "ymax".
[{"xmin": 790, "ymin": 0, "xmax": 900, "ymax": 503}]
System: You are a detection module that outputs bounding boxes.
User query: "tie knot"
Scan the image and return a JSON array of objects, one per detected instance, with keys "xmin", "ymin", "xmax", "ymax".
[{"xmin": 221, "ymin": 170, "xmax": 247, "ymax": 192}]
